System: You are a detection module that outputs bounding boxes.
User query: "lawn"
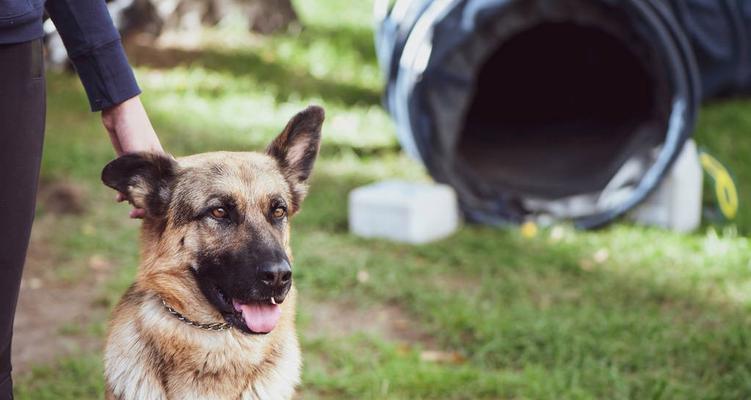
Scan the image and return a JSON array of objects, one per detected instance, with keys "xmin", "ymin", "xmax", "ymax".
[{"xmin": 13, "ymin": 0, "xmax": 751, "ymax": 399}]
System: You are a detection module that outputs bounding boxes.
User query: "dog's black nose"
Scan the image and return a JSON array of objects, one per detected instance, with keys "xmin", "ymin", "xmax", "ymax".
[{"xmin": 259, "ymin": 260, "xmax": 292, "ymax": 288}]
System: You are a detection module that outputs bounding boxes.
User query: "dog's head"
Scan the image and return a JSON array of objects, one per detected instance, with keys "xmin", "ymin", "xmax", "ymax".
[{"xmin": 102, "ymin": 106, "xmax": 323, "ymax": 334}]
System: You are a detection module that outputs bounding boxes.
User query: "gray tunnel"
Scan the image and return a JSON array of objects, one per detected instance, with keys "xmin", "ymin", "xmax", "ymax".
[{"xmin": 376, "ymin": 0, "xmax": 751, "ymax": 228}]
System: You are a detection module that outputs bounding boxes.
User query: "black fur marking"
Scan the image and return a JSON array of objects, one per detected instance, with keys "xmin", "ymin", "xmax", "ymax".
[
  {"xmin": 278, "ymin": 177, "xmax": 299, "ymax": 214},
  {"xmin": 142, "ymin": 333, "xmax": 172, "ymax": 394},
  {"xmin": 171, "ymin": 195, "xmax": 196, "ymax": 227},
  {"xmin": 208, "ymin": 163, "xmax": 226, "ymax": 177},
  {"xmin": 120, "ymin": 283, "xmax": 140, "ymax": 305},
  {"xmin": 172, "ymin": 193, "xmax": 241, "ymax": 228}
]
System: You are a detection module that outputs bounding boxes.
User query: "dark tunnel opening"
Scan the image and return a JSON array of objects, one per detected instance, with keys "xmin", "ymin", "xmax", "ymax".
[{"xmin": 457, "ymin": 22, "xmax": 670, "ymax": 199}]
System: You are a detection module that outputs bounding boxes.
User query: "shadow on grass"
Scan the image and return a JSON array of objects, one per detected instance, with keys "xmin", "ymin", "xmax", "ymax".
[
  {"xmin": 144, "ymin": 109, "xmax": 401, "ymax": 162},
  {"xmin": 297, "ymin": 24, "xmax": 378, "ymax": 65},
  {"xmin": 126, "ymin": 40, "xmax": 380, "ymax": 107}
]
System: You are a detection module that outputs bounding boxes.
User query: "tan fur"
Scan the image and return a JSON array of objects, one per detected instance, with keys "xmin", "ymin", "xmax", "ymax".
[{"xmin": 105, "ymin": 152, "xmax": 306, "ymax": 400}]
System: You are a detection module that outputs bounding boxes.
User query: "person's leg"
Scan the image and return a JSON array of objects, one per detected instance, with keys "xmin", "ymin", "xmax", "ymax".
[{"xmin": 0, "ymin": 39, "xmax": 46, "ymax": 400}]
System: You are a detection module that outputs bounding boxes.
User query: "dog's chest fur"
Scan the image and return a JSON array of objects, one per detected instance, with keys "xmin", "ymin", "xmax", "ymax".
[{"xmin": 104, "ymin": 290, "xmax": 301, "ymax": 400}]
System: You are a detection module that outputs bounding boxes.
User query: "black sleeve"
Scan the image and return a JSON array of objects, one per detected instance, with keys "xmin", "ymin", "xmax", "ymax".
[{"xmin": 45, "ymin": 0, "xmax": 142, "ymax": 111}]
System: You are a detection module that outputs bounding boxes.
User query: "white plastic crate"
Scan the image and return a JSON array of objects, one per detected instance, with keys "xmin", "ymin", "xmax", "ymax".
[
  {"xmin": 348, "ymin": 180, "xmax": 460, "ymax": 244},
  {"xmin": 630, "ymin": 139, "xmax": 703, "ymax": 232}
]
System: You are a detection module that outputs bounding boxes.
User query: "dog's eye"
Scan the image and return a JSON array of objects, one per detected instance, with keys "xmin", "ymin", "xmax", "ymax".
[
  {"xmin": 271, "ymin": 207, "xmax": 286, "ymax": 219},
  {"xmin": 210, "ymin": 207, "xmax": 228, "ymax": 219}
]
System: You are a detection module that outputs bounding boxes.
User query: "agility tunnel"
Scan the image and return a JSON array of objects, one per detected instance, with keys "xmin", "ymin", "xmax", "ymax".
[{"xmin": 375, "ymin": 0, "xmax": 751, "ymax": 228}]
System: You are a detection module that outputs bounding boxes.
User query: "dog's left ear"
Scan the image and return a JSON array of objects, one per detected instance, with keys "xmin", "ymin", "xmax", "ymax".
[
  {"xmin": 267, "ymin": 105, "xmax": 324, "ymax": 212},
  {"xmin": 101, "ymin": 152, "xmax": 178, "ymax": 218}
]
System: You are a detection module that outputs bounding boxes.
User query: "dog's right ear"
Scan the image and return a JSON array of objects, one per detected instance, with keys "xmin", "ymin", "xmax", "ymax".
[{"xmin": 101, "ymin": 152, "xmax": 178, "ymax": 218}]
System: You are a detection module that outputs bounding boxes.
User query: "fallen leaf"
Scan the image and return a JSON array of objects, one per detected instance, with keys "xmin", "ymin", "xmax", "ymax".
[
  {"xmin": 356, "ymin": 270, "xmax": 370, "ymax": 283},
  {"xmin": 549, "ymin": 225, "xmax": 565, "ymax": 242},
  {"xmin": 420, "ymin": 350, "xmax": 466, "ymax": 364},
  {"xmin": 88, "ymin": 255, "xmax": 113, "ymax": 271},
  {"xmin": 578, "ymin": 259, "xmax": 595, "ymax": 271},
  {"xmin": 593, "ymin": 248, "xmax": 609, "ymax": 264},
  {"xmin": 520, "ymin": 221, "xmax": 538, "ymax": 239},
  {"xmin": 28, "ymin": 277, "xmax": 42, "ymax": 290}
]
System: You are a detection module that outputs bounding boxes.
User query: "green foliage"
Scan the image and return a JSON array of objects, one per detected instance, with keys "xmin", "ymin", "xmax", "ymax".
[{"xmin": 14, "ymin": 0, "xmax": 751, "ymax": 398}]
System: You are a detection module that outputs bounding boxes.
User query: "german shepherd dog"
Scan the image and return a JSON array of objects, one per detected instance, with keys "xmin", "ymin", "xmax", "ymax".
[{"xmin": 100, "ymin": 106, "xmax": 324, "ymax": 399}]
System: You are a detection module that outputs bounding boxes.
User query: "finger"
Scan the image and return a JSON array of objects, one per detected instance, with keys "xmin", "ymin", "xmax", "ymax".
[{"xmin": 129, "ymin": 208, "xmax": 146, "ymax": 219}]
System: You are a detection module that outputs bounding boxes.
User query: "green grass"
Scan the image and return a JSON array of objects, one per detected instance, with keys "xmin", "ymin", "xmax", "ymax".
[
  {"xmin": 14, "ymin": 0, "xmax": 751, "ymax": 398},
  {"xmin": 14, "ymin": 355, "xmax": 104, "ymax": 400},
  {"xmin": 694, "ymin": 100, "xmax": 751, "ymax": 231}
]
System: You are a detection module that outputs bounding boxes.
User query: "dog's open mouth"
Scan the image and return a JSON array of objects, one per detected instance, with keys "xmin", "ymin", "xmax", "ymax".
[{"xmin": 215, "ymin": 287, "xmax": 283, "ymax": 334}]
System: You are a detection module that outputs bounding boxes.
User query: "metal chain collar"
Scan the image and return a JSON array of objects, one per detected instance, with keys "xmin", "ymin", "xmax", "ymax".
[{"xmin": 161, "ymin": 298, "xmax": 232, "ymax": 332}]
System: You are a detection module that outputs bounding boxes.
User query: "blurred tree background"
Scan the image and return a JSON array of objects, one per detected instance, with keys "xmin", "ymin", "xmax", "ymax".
[
  {"xmin": 124, "ymin": 0, "xmax": 302, "ymax": 35},
  {"xmin": 13, "ymin": 0, "xmax": 751, "ymax": 399}
]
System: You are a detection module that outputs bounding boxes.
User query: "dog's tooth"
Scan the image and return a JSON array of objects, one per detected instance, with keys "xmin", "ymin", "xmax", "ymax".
[{"xmin": 271, "ymin": 297, "xmax": 277, "ymax": 305}]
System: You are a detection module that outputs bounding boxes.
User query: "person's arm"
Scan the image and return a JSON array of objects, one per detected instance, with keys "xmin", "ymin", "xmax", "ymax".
[
  {"xmin": 102, "ymin": 96, "xmax": 163, "ymax": 218},
  {"xmin": 101, "ymin": 96, "xmax": 162, "ymax": 155},
  {"xmin": 46, "ymin": 0, "xmax": 163, "ymax": 217},
  {"xmin": 45, "ymin": 0, "xmax": 139, "ymax": 111}
]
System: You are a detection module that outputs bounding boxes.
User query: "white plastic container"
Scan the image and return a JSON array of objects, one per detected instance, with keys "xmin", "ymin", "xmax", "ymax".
[
  {"xmin": 348, "ymin": 180, "xmax": 460, "ymax": 244},
  {"xmin": 630, "ymin": 139, "xmax": 703, "ymax": 232}
]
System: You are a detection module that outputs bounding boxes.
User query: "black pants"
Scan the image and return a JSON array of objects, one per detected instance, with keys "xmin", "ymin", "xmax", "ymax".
[{"xmin": 0, "ymin": 39, "xmax": 46, "ymax": 400}]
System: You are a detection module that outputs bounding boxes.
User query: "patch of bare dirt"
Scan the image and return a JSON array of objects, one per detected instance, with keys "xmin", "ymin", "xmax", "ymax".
[
  {"xmin": 301, "ymin": 299, "xmax": 435, "ymax": 348},
  {"xmin": 124, "ymin": 39, "xmax": 205, "ymax": 70},
  {"xmin": 37, "ymin": 180, "xmax": 88, "ymax": 215},
  {"xmin": 11, "ymin": 183, "xmax": 111, "ymax": 374},
  {"xmin": 301, "ymin": 299, "xmax": 469, "ymax": 366},
  {"xmin": 431, "ymin": 273, "xmax": 481, "ymax": 293}
]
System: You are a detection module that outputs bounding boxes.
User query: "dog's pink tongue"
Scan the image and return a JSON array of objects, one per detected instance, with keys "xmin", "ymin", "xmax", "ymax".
[{"xmin": 234, "ymin": 301, "xmax": 281, "ymax": 333}]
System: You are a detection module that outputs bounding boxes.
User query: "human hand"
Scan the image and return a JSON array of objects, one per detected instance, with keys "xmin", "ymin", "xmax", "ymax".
[{"xmin": 101, "ymin": 95, "xmax": 164, "ymax": 218}]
